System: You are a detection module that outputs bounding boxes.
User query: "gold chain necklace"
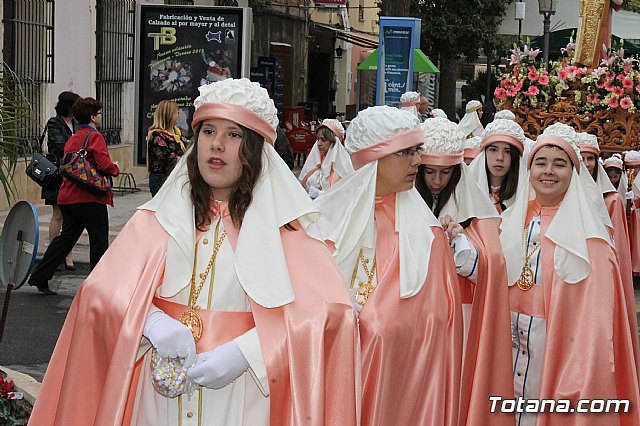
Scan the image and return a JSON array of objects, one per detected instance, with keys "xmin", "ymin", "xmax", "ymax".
[
  {"xmin": 516, "ymin": 223, "xmax": 540, "ymax": 291},
  {"xmin": 179, "ymin": 219, "xmax": 227, "ymax": 342},
  {"xmin": 355, "ymin": 250, "xmax": 376, "ymax": 306}
]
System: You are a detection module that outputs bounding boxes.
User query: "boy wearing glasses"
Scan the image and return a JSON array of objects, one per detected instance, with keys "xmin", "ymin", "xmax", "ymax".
[{"xmin": 313, "ymin": 106, "xmax": 463, "ymax": 425}]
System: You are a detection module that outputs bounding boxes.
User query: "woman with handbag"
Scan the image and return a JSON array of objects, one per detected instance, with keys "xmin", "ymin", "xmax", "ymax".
[
  {"xmin": 29, "ymin": 97, "xmax": 119, "ymax": 295},
  {"xmin": 42, "ymin": 91, "xmax": 79, "ymax": 271}
]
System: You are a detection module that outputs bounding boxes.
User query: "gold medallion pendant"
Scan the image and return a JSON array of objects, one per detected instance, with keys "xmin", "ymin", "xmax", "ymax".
[
  {"xmin": 516, "ymin": 265, "xmax": 535, "ymax": 291},
  {"xmin": 179, "ymin": 307, "xmax": 204, "ymax": 342}
]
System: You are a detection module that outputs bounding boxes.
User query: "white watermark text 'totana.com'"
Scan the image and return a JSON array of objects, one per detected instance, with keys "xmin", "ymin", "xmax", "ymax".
[{"xmin": 489, "ymin": 396, "xmax": 631, "ymax": 414}]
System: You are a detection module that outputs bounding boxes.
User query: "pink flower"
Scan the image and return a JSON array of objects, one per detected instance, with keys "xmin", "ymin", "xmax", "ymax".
[
  {"xmin": 617, "ymin": 74, "xmax": 625, "ymax": 81},
  {"xmin": 526, "ymin": 86, "xmax": 540, "ymax": 96},
  {"xmin": 494, "ymin": 87, "xmax": 507, "ymax": 100},
  {"xmin": 514, "ymin": 81, "xmax": 524, "ymax": 91},
  {"xmin": 613, "ymin": 86, "xmax": 625, "ymax": 97},
  {"xmin": 621, "ymin": 97, "xmax": 632, "ymax": 109},
  {"xmin": 636, "ymin": 85, "xmax": 640, "ymax": 94},
  {"xmin": 587, "ymin": 93, "xmax": 600, "ymax": 103},
  {"xmin": 507, "ymin": 88, "xmax": 518, "ymax": 97},
  {"xmin": 623, "ymin": 78, "xmax": 634, "ymax": 88},
  {"xmin": 567, "ymin": 66, "xmax": 577, "ymax": 74},
  {"xmin": 528, "ymin": 70, "xmax": 538, "ymax": 81},
  {"xmin": 604, "ymin": 81, "xmax": 614, "ymax": 91},
  {"xmin": 538, "ymin": 75, "xmax": 550, "ymax": 85},
  {"xmin": 558, "ymin": 70, "xmax": 568, "ymax": 81},
  {"xmin": 528, "ymin": 49, "xmax": 540, "ymax": 60},
  {"xmin": 609, "ymin": 97, "xmax": 620, "ymax": 108},
  {"xmin": 502, "ymin": 79, "xmax": 513, "ymax": 88}
]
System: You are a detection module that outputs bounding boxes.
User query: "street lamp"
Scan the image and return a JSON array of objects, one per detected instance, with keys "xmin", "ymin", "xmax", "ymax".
[{"xmin": 538, "ymin": 0, "xmax": 557, "ymax": 70}]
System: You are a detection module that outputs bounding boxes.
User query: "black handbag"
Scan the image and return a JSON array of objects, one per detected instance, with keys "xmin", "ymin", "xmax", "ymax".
[{"xmin": 26, "ymin": 152, "xmax": 59, "ymax": 187}]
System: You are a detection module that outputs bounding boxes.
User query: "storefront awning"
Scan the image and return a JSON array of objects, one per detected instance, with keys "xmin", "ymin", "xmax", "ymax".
[
  {"xmin": 356, "ymin": 48, "xmax": 440, "ymax": 73},
  {"xmin": 312, "ymin": 22, "xmax": 379, "ymax": 49}
]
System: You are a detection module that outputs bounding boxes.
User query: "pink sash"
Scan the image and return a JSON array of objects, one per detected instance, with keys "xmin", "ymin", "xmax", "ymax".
[{"xmin": 152, "ymin": 297, "xmax": 255, "ymax": 353}]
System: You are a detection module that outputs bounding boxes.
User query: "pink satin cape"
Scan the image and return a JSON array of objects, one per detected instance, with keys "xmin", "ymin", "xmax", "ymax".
[
  {"xmin": 629, "ymin": 199, "xmax": 640, "ymax": 276},
  {"xmin": 357, "ymin": 197, "xmax": 463, "ymax": 425},
  {"xmin": 509, "ymin": 203, "xmax": 640, "ymax": 425},
  {"xmin": 458, "ymin": 218, "xmax": 515, "ymax": 426},
  {"xmin": 28, "ymin": 210, "xmax": 358, "ymax": 426},
  {"xmin": 605, "ymin": 192, "xmax": 640, "ymax": 380}
]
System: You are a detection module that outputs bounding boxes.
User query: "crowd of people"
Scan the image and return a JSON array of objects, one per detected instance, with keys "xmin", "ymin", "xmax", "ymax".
[{"xmin": 28, "ymin": 81, "xmax": 640, "ymax": 425}]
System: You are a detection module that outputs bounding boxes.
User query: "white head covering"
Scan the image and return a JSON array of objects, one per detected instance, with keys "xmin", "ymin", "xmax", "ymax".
[
  {"xmin": 298, "ymin": 119, "xmax": 354, "ymax": 189},
  {"xmin": 575, "ymin": 132, "xmax": 616, "ymax": 196},
  {"xmin": 141, "ymin": 78, "xmax": 319, "ymax": 308},
  {"xmin": 458, "ymin": 100, "xmax": 484, "ymax": 138},
  {"xmin": 431, "ymin": 108, "xmax": 447, "ymax": 118},
  {"xmin": 501, "ymin": 130, "xmax": 613, "ymax": 285},
  {"xmin": 603, "ymin": 154, "xmax": 627, "ymax": 200},
  {"xmin": 537, "ymin": 125, "xmax": 612, "ymax": 228},
  {"xmin": 313, "ymin": 106, "xmax": 439, "ymax": 299},
  {"xmin": 399, "ymin": 91, "xmax": 421, "ymax": 117},
  {"xmin": 494, "ymin": 110, "xmax": 516, "ymax": 120},
  {"xmin": 419, "ymin": 118, "xmax": 497, "ymax": 221},
  {"xmin": 625, "ymin": 150, "xmax": 640, "ymax": 166},
  {"xmin": 468, "ymin": 119, "xmax": 527, "ymax": 209}
]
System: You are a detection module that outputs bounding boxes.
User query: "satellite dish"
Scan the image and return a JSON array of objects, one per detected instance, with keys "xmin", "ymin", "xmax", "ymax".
[
  {"xmin": 0, "ymin": 201, "xmax": 39, "ymax": 343},
  {"xmin": 0, "ymin": 201, "xmax": 39, "ymax": 290}
]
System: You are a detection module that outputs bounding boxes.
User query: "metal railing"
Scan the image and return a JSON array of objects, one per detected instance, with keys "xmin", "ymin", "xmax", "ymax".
[{"xmin": 95, "ymin": 0, "xmax": 135, "ymax": 146}]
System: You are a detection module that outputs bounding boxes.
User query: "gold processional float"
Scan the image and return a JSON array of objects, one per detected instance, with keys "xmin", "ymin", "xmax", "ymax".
[{"xmin": 495, "ymin": 0, "xmax": 639, "ymax": 154}]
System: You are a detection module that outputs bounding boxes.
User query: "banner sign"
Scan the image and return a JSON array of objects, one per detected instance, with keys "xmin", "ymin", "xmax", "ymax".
[
  {"xmin": 376, "ymin": 17, "xmax": 421, "ymax": 106},
  {"xmin": 135, "ymin": 5, "xmax": 251, "ymax": 165}
]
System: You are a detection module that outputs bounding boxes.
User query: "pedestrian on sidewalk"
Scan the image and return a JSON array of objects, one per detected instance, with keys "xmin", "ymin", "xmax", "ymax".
[
  {"xmin": 147, "ymin": 99, "xmax": 187, "ymax": 196},
  {"xmin": 28, "ymin": 78, "xmax": 357, "ymax": 425},
  {"xmin": 28, "ymin": 97, "xmax": 119, "ymax": 295},
  {"xmin": 42, "ymin": 91, "xmax": 80, "ymax": 271}
]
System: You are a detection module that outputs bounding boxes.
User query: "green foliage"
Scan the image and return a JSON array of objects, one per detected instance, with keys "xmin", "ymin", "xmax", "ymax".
[
  {"xmin": 0, "ymin": 63, "xmax": 40, "ymax": 201},
  {"xmin": 0, "ymin": 375, "xmax": 30, "ymax": 425},
  {"xmin": 456, "ymin": 70, "xmax": 499, "ymax": 118},
  {"xmin": 412, "ymin": 0, "xmax": 511, "ymax": 62},
  {"xmin": 623, "ymin": 0, "xmax": 640, "ymax": 14}
]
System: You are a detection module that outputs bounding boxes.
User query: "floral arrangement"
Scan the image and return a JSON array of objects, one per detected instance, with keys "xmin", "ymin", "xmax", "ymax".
[
  {"xmin": 494, "ymin": 43, "xmax": 551, "ymax": 109},
  {"xmin": 495, "ymin": 37, "xmax": 640, "ymax": 114},
  {"xmin": 0, "ymin": 374, "xmax": 30, "ymax": 425}
]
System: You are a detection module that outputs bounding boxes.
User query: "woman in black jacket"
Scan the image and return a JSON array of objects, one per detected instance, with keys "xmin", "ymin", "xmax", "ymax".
[{"xmin": 42, "ymin": 91, "xmax": 79, "ymax": 270}]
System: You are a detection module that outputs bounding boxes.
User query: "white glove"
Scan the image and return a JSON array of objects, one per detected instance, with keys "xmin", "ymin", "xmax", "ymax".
[
  {"xmin": 626, "ymin": 191, "xmax": 635, "ymax": 200},
  {"xmin": 143, "ymin": 311, "xmax": 196, "ymax": 366},
  {"xmin": 308, "ymin": 186, "xmax": 321, "ymax": 199},
  {"xmin": 452, "ymin": 233, "xmax": 472, "ymax": 268},
  {"xmin": 186, "ymin": 341, "xmax": 249, "ymax": 389}
]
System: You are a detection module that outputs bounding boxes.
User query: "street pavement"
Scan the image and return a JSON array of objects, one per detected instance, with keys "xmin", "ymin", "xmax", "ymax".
[{"xmin": 0, "ymin": 181, "xmax": 152, "ymax": 382}]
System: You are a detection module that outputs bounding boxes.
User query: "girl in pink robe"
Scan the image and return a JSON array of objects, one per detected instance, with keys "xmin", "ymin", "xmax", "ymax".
[
  {"xmin": 28, "ymin": 78, "xmax": 358, "ymax": 426},
  {"xmin": 501, "ymin": 133, "xmax": 640, "ymax": 426}
]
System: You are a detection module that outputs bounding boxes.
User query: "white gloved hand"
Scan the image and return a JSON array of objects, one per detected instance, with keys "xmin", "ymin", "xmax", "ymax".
[
  {"xmin": 308, "ymin": 186, "xmax": 321, "ymax": 199},
  {"xmin": 143, "ymin": 310, "xmax": 196, "ymax": 366},
  {"xmin": 626, "ymin": 191, "xmax": 635, "ymax": 200},
  {"xmin": 186, "ymin": 341, "xmax": 249, "ymax": 390}
]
